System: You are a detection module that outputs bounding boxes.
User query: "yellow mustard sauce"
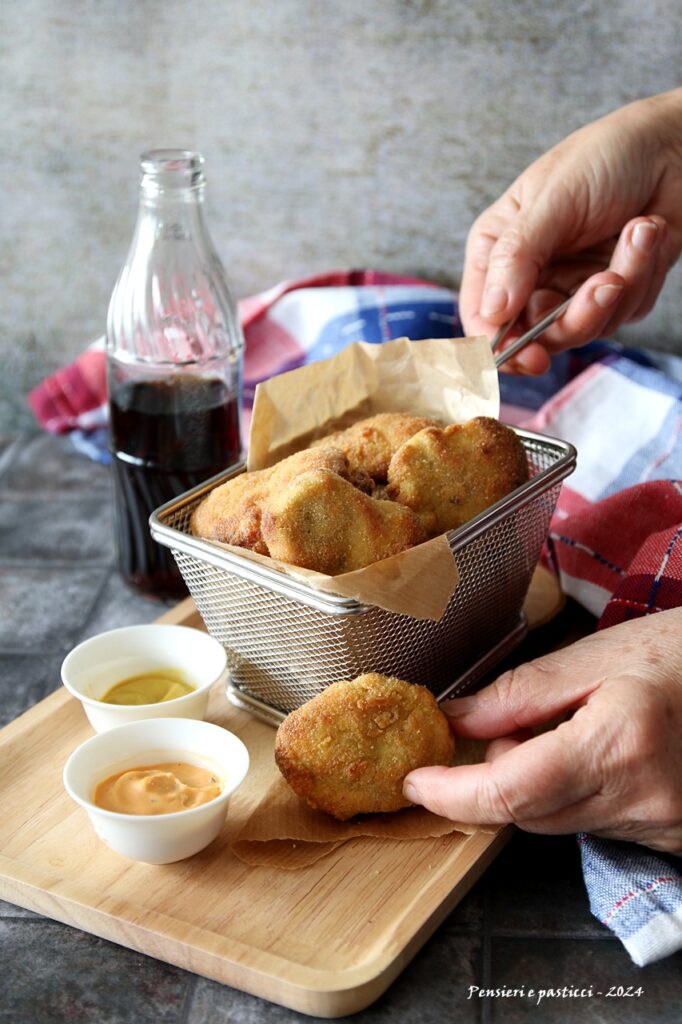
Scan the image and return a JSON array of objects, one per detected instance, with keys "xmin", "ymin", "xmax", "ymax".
[
  {"xmin": 93, "ymin": 762, "xmax": 222, "ymax": 815},
  {"xmin": 98, "ymin": 669, "xmax": 195, "ymax": 705}
]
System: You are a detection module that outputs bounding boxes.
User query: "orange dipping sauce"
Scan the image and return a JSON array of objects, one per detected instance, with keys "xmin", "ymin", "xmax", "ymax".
[{"xmin": 93, "ymin": 762, "xmax": 221, "ymax": 815}]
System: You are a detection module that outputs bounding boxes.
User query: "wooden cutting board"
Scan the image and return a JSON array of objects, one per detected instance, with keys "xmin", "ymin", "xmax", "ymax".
[{"xmin": 0, "ymin": 567, "xmax": 563, "ymax": 1018}]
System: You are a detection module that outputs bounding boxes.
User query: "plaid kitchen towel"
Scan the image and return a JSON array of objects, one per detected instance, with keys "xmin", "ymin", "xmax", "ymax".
[
  {"xmin": 577, "ymin": 836, "xmax": 682, "ymax": 967},
  {"xmin": 27, "ymin": 269, "xmax": 460, "ymax": 459},
  {"xmin": 27, "ymin": 270, "xmax": 682, "ymax": 965},
  {"xmin": 524, "ymin": 352, "xmax": 682, "ymax": 618},
  {"xmin": 25, "ymin": 266, "xmax": 617, "ymax": 457}
]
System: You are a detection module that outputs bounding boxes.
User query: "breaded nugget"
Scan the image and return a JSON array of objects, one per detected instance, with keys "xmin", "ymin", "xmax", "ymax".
[
  {"xmin": 312, "ymin": 412, "xmax": 439, "ymax": 481},
  {"xmin": 190, "ymin": 447, "xmax": 350, "ymax": 554},
  {"xmin": 275, "ymin": 673, "xmax": 455, "ymax": 820},
  {"xmin": 261, "ymin": 469, "xmax": 427, "ymax": 574},
  {"xmin": 191, "ymin": 470, "xmax": 267, "ymax": 551},
  {"xmin": 387, "ymin": 417, "xmax": 529, "ymax": 536}
]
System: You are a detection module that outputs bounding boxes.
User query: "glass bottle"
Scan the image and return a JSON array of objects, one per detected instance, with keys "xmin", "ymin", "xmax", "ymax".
[{"xmin": 106, "ymin": 149, "xmax": 243, "ymax": 598}]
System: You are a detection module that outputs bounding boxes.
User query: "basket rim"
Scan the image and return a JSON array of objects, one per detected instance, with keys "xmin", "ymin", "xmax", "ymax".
[{"xmin": 149, "ymin": 426, "xmax": 576, "ymax": 614}]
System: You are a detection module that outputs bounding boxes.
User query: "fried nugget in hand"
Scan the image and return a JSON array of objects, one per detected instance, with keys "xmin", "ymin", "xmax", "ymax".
[
  {"xmin": 190, "ymin": 447, "xmax": 350, "ymax": 554},
  {"xmin": 261, "ymin": 469, "xmax": 427, "ymax": 574},
  {"xmin": 387, "ymin": 417, "xmax": 529, "ymax": 536},
  {"xmin": 312, "ymin": 412, "xmax": 439, "ymax": 482},
  {"xmin": 275, "ymin": 673, "xmax": 455, "ymax": 820}
]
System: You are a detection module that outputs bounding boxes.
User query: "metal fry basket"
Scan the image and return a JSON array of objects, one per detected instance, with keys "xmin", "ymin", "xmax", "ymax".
[{"xmin": 150, "ymin": 428, "xmax": 575, "ymax": 724}]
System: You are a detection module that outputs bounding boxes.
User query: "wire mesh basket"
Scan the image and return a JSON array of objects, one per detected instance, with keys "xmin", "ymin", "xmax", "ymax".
[{"xmin": 150, "ymin": 427, "xmax": 575, "ymax": 720}]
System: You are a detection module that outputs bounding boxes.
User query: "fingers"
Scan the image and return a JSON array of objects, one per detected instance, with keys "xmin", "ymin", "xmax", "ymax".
[
  {"xmin": 404, "ymin": 715, "xmax": 600, "ymax": 824},
  {"xmin": 495, "ymin": 215, "xmax": 671, "ymax": 371},
  {"xmin": 405, "ymin": 755, "xmax": 682, "ymax": 845},
  {"xmin": 529, "ymin": 216, "xmax": 667, "ymax": 343},
  {"xmin": 498, "ymin": 339, "xmax": 553, "ymax": 376},
  {"xmin": 460, "ymin": 194, "xmax": 563, "ymax": 338},
  {"xmin": 461, "ymin": 209, "xmax": 672, "ymax": 369},
  {"xmin": 410, "ymin": 612, "xmax": 682, "ymax": 844},
  {"xmin": 498, "ymin": 270, "xmax": 624, "ymax": 373},
  {"xmin": 459, "ymin": 208, "xmax": 510, "ymax": 339},
  {"xmin": 484, "ymin": 729, "xmax": 533, "ymax": 761},
  {"xmin": 440, "ymin": 640, "xmax": 607, "ymax": 739},
  {"xmin": 605, "ymin": 216, "xmax": 668, "ymax": 325}
]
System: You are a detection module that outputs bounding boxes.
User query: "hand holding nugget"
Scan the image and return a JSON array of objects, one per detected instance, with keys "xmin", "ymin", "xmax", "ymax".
[
  {"xmin": 404, "ymin": 609, "xmax": 682, "ymax": 854},
  {"xmin": 275, "ymin": 673, "xmax": 455, "ymax": 820}
]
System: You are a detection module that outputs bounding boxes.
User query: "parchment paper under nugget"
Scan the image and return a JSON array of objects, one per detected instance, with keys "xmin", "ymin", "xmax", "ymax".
[{"xmin": 231, "ymin": 737, "xmax": 499, "ymax": 869}]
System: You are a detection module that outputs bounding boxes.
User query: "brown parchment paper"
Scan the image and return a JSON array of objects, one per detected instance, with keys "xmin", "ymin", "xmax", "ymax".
[
  {"xmin": 248, "ymin": 335, "xmax": 499, "ymax": 469},
  {"xmin": 210, "ymin": 336, "xmax": 499, "ymax": 621},
  {"xmin": 231, "ymin": 737, "xmax": 498, "ymax": 870},
  {"xmin": 209, "ymin": 533, "xmax": 456, "ymax": 620}
]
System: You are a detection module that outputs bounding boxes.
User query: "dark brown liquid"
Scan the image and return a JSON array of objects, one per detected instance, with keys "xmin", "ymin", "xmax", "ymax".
[{"xmin": 109, "ymin": 375, "xmax": 240, "ymax": 598}]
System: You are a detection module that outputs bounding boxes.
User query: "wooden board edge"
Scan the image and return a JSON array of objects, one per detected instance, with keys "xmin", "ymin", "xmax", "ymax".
[
  {"xmin": 0, "ymin": 828, "xmax": 512, "ymax": 1018},
  {"xmin": 155, "ymin": 596, "xmax": 204, "ymax": 628},
  {"xmin": 315, "ymin": 826, "xmax": 514, "ymax": 1017},
  {"xmin": 523, "ymin": 565, "xmax": 565, "ymax": 630},
  {"xmin": 0, "ymin": 686, "xmax": 70, "ymax": 745}
]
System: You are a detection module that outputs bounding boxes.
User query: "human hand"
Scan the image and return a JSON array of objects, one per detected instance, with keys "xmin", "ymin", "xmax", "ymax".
[
  {"xmin": 403, "ymin": 609, "xmax": 682, "ymax": 854},
  {"xmin": 460, "ymin": 89, "xmax": 682, "ymax": 373}
]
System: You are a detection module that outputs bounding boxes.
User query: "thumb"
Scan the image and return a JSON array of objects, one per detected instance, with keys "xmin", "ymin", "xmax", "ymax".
[{"xmin": 403, "ymin": 713, "xmax": 600, "ymax": 824}]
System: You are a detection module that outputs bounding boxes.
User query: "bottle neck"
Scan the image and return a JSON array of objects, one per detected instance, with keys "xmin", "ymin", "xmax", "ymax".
[
  {"xmin": 139, "ymin": 184, "xmax": 206, "ymax": 207},
  {"xmin": 107, "ymin": 148, "xmax": 244, "ymax": 366},
  {"xmin": 136, "ymin": 149, "xmax": 209, "ymax": 233},
  {"xmin": 134, "ymin": 187, "xmax": 210, "ymax": 247}
]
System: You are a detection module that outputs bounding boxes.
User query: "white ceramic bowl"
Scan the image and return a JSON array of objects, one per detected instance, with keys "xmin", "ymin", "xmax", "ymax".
[
  {"xmin": 61, "ymin": 624, "xmax": 228, "ymax": 732},
  {"xmin": 63, "ymin": 717, "xmax": 249, "ymax": 863}
]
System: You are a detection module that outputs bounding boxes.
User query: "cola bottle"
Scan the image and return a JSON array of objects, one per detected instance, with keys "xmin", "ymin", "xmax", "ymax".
[{"xmin": 106, "ymin": 150, "xmax": 243, "ymax": 598}]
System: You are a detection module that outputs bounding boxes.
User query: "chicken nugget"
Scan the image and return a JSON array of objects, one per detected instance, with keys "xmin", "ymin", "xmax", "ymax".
[
  {"xmin": 275, "ymin": 673, "xmax": 455, "ymax": 820},
  {"xmin": 387, "ymin": 417, "xmax": 529, "ymax": 535},
  {"xmin": 190, "ymin": 447, "xmax": 350, "ymax": 554},
  {"xmin": 269, "ymin": 446, "xmax": 350, "ymax": 490},
  {"xmin": 260, "ymin": 469, "xmax": 427, "ymax": 574},
  {"xmin": 190, "ymin": 470, "xmax": 268, "ymax": 552},
  {"xmin": 312, "ymin": 412, "xmax": 439, "ymax": 481}
]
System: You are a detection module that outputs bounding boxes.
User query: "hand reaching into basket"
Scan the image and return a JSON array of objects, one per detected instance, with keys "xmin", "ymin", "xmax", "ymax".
[
  {"xmin": 459, "ymin": 88, "xmax": 682, "ymax": 374},
  {"xmin": 403, "ymin": 608, "xmax": 682, "ymax": 854}
]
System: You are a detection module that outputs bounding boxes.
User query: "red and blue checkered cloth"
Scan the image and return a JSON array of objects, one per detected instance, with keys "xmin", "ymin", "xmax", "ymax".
[{"xmin": 28, "ymin": 270, "xmax": 682, "ymax": 964}]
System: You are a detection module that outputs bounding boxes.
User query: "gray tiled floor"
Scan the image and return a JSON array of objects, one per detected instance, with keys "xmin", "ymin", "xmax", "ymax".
[
  {"xmin": 0, "ymin": 495, "xmax": 115, "ymax": 562},
  {"xmin": 80, "ymin": 569, "xmax": 174, "ymax": 640},
  {"xmin": 2, "ymin": 920, "xmax": 193, "ymax": 1024},
  {"xmin": 486, "ymin": 830, "xmax": 605, "ymax": 938},
  {"xmin": 487, "ymin": 936, "xmax": 680, "ymax": 1023},
  {"xmin": 0, "ymin": 565, "xmax": 112, "ymax": 651},
  {"xmin": 2, "ymin": 433, "xmax": 681, "ymax": 1024}
]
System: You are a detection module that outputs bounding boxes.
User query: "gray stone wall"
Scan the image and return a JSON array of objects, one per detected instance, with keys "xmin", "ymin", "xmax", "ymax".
[{"xmin": 2, "ymin": 0, "xmax": 682, "ymax": 431}]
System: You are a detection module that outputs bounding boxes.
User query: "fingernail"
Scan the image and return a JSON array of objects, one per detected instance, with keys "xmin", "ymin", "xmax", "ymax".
[
  {"xmin": 632, "ymin": 221, "xmax": 658, "ymax": 252},
  {"xmin": 481, "ymin": 286, "xmax": 508, "ymax": 318},
  {"xmin": 594, "ymin": 283, "xmax": 624, "ymax": 309},
  {"xmin": 441, "ymin": 696, "xmax": 478, "ymax": 717},
  {"xmin": 403, "ymin": 781, "xmax": 418, "ymax": 802}
]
